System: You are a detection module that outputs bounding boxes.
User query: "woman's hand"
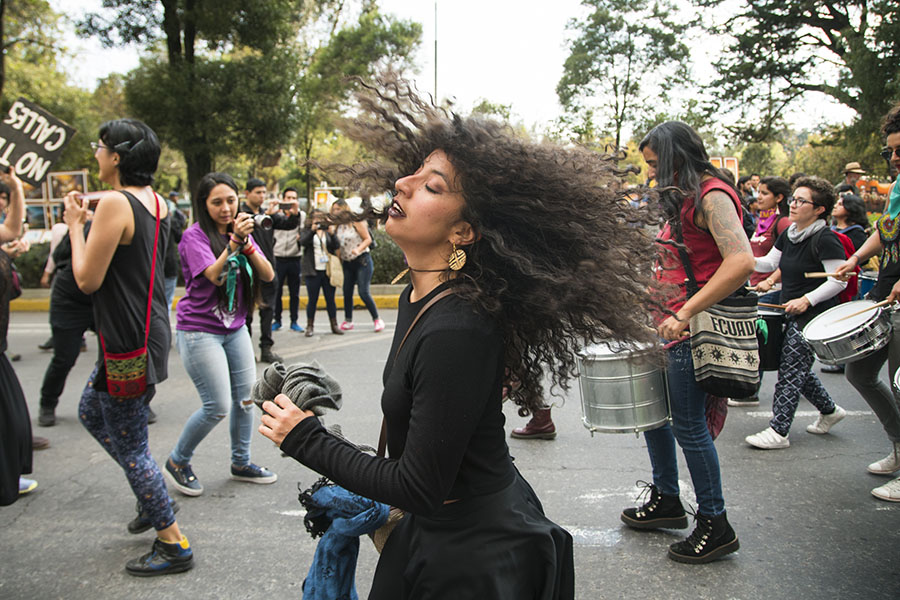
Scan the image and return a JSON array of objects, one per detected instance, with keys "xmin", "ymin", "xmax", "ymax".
[
  {"xmin": 658, "ymin": 313, "xmax": 690, "ymax": 341},
  {"xmin": 834, "ymin": 256, "xmax": 859, "ymax": 281},
  {"xmin": 258, "ymin": 394, "xmax": 315, "ymax": 446},
  {"xmin": 0, "ymin": 166, "xmax": 22, "ymax": 189},
  {"xmin": 754, "ymin": 279, "xmax": 773, "ymax": 293},
  {"xmin": 232, "ymin": 212, "xmax": 254, "ymax": 240},
  {"xmin": 887, "ymin": 280, "xmax": 900, "ymax": 304},
  {"xmin": 784, "ymin": 296, "xmax": 811, "ymax": 315},
  {"xmin": 63, "ymin": 191, "xmax": 88, "ymax": 227}
]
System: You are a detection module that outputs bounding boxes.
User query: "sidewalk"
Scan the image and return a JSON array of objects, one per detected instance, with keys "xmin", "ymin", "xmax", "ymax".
[{"xmin": 10, "ymin": 284, "xmax": 406, "ymax": 311}]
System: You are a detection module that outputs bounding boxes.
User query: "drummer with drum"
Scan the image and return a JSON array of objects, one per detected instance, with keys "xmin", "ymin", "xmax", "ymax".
[
  {"xmin": 832, "ymin": 101, "xmax": 900, "ymax": 503},
  {"xmin": 745, "ymin": 176, "xmax": 849, "ymax": 450}
]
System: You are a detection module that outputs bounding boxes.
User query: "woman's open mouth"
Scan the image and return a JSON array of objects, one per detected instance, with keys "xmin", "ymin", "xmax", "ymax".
[{"xmin": 388, "ymin": 199, "xmax": 406, "ymax": 218}]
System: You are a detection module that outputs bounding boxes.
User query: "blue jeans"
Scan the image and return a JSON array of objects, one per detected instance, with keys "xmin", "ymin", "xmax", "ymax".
[
  {"xmin": 643, "ymin": 340, "xmax": 725, "ymax": 516},
  {"xmin": 165, "ymin": 276, "xmax": 177, "ymax": 312},
  {"xmin": 171, "ymin": 328, "xmax": 256, "ymax": 467},
  {"xmin": 305, "ymin": 271, "xmax": 338, "ymax": 321},
  {"xmin": 342, "ymin": 253, "xmax": 379, "ymax": 321}
]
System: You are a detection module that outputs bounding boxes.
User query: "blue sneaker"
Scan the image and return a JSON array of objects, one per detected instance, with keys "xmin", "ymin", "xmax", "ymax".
[
  {"xmin": 290, "ymin": 321, "xmax": 304, "ymax": 332},
  {"xmin": 230, "ymin": 463, "xmax": 277, "ymax": 485},
  {"xmin": 125, "ymin": 536, "xmax": 194, "ymax": 577},
  {"xmin": 271, "ymin": 321, "xmax": 282, "ymax": 331},
  {"xmin": 165, "ymin": 459, "xmax": 203, "ymax": 496},
  {"xmin": 18, "ymin": 477, "xmax": 37, "ymax": 495}
]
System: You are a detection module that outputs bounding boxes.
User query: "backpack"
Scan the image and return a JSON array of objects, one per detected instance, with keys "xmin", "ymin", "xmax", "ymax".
[{"xmin": 811, "ymin": 227, "xmax": 858, "ymax": 303}]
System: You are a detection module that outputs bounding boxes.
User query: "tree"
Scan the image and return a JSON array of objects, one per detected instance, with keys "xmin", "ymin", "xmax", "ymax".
[
  {"xmin": 0, "ymin": 0, "xmax": 61, "ymax": 98},
  {"xmin": 557, "ymin": 0, "xmax": 692, "ymax": 148},
  {"xmin": 694, "ymin": 0, "xmax": 900, "ymax": 143}
]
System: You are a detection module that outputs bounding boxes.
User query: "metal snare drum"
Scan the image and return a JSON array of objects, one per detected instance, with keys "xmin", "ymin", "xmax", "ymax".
[
  {"xmin": 802, "ymin": 300, "xmax": 892, "ymax": 365},
  {"xmin": 577, "ymin": 343, "xmax": 669, "ymax": 435}
]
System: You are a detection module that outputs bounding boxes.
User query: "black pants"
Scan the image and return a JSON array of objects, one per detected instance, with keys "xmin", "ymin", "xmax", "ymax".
[
  {"xmin": 247, "ymin": 279, "xmax": 276, "ymax": 350},
  {"xmin": 40, "ymin": 325, "xmax": 91, "ymax": 410},
  {"xmin": 305, "ymin": 272, "xmax": 338, "ymax": 321},
  {"xmin": 274, "ymin": 257, "xmax": 301, "ymax": 325}
]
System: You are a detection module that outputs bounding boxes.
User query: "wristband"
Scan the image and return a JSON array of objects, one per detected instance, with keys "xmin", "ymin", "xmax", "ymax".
[
  {"xmin": 230, "ymin": 235, "xmax": 247, "ymax": 246},
  {"xmin": 241, "ymin": 245, "xmax": 256, "ymax": 256}
]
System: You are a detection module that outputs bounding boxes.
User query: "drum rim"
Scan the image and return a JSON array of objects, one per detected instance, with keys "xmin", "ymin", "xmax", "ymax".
[{"xmin": 802, "ymin": 299, "xmax": 884, "ymax": 341}]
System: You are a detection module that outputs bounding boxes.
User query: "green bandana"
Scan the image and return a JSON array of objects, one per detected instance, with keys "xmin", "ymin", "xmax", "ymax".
[
  {"xmin": 888, "ymin": 181, "xmax": 900, "ymax": 221},
  {"xmin": 225, "ymin": 253, "xmax": 253, "ymax": 311}
]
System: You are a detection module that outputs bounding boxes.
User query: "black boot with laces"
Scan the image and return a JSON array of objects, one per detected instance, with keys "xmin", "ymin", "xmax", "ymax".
[
  {"xmin": 668, "ymin": 509, "xmax": 740, "ymax": 564},
  {"xmin": 620, "ymin": 481, "xmax": 688, "ymax": 530}
]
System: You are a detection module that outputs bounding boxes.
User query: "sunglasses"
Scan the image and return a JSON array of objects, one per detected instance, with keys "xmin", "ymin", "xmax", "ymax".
[{"xmin": 881, "ymin": 147, "xmax": 899, "ymax": 161}]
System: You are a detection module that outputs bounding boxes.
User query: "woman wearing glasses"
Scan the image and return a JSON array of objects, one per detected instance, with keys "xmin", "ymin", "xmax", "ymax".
[
  {"xmin": 834, "ymin": 102, "xmax": 900, "ymax": 502},
  {"xmin": 745, "ymin": 177, "xmax": 848, "ymax": 450}
]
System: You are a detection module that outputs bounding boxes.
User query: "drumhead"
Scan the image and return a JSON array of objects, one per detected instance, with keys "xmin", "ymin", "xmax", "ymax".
[{"xmin": 803, "ymin": 300, "xmax": 879, "ymax": 341}]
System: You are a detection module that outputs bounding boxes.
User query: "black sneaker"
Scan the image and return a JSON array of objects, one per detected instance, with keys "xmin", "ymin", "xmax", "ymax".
[
  {"xmin": 668, "ymin": 510, "xmax": 740, "ymax": 564},
  {"xmin": 38, "ymin": 337, "xmax": 54, "ymax": 351},
  {"xmin": 128, "ymin": 499, "xmax": 180, "ymax": 535},
  {"xmin": 165, "ymin": 459, "xmax": 203, "ymax": 496},
  {"xmin": 621, "ymin": 481, "xmax": 688, "ymax": 530},
  {"xmin": 38, "ymin": 407, "xmax": 56, "ymax": 427},
  {"xmin": 259, "ymin": 347, "xmax": 283, "ymax": 364},
  {"xmin": 230, "ymin": 463, "xmax": 278, "ymax": 485},
  {"xmin": 125, "ymin": 536, "xmax": 194, "ymax": 577}
]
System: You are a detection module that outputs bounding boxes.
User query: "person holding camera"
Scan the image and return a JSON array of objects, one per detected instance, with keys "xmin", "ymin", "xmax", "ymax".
[
  {"xmin": 239, "ymin": 178, "xmax": 298, "ymax": 363},
  {"xmin": 299, "ymin": 210, "xmax": 343, "ymax": 337},
  {"xmin": 272, "ymin": 187, "xmax": 304, "ymax": 333},
  {"xmin": 64, "ymin": 118, "xmax": 193, "ymax": 576},
  {"xmin": 164, "ymin": 172, "xmax": 278, "ymax": 498}
]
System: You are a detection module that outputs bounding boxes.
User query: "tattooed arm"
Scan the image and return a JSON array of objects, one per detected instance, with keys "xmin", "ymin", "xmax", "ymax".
[{"xmin": 658, "ymin": 188, "xmax": 755, "ymax": 340}]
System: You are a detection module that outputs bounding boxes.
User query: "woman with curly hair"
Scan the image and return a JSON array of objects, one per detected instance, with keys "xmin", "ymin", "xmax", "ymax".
[
  {"xmin": 835, "ymin": 102, "xmax": 900, "ymax": 502},
  {"xmin": 258, "ymin": 77, "xmax": 662, "ymax": 597},
  {"xmin": 619, "ymin": 121, "xmax": 752, "ymax": 564}
]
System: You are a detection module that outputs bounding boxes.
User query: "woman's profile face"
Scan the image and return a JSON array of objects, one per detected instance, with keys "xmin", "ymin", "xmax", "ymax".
[
  {"xmin": 641, "ymin": 145, "xmax": 658, "ymax": 182},
  {"xmin": 94, "ymin": 139, "xmax": 118, "ymax": 184},
  {"xmin": 388, "ymin": 149, "xmax": 467, "ymax": 254},
  {"xmin": 206, "ymin": 183, "xmax": 238, "ymax": 231},
  {"xmin": 756, "ymin": 183, "xmax": 780, "ymax": 211},
  {"xmin": 832, "ymin": 197, "xmax": 847, "ymax": 219}
]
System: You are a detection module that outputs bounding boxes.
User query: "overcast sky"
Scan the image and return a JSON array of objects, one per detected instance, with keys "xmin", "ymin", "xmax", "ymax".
[{"xmin": 53, "ymin": 0, "xmax": 855, "ymax": 137}]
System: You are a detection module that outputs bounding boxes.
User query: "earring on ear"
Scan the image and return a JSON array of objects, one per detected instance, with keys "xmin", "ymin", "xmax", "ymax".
[{"xmin": 448, "ymin": 243, "xmax": 467, "ymax": 271}]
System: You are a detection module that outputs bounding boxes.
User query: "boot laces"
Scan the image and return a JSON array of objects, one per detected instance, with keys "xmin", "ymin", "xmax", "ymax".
[
  {"xmin": 633, "ymin": 480, "xmax": 659, "ymax": 516},
  {"xmin": 682, "ymin": 505, "xmax": 712, "ymax": 553}
]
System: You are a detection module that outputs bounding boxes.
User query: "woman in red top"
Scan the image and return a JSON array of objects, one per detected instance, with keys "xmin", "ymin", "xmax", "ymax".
[
  {"xmin": 750, "ymin": 176, "xmax": 791, "ymax": 301},
  {"xmin": 620, "ymin": 121, "xmax": 754, "ymax": 564}
]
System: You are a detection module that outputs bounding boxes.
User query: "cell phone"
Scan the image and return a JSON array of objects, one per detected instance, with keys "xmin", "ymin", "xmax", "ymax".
[{"xmin": 279, "ymin": 203, "xmax": 294, "ymax": 210}]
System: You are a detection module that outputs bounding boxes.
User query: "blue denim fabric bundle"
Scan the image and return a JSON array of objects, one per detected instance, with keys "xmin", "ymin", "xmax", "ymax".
[{"xmin": 299, "ymin": 479, "xmax": 390, "ymax": 600}]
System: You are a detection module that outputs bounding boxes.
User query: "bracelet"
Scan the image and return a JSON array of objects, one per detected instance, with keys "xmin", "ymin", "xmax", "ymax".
[
  {"xmin": 230, "ymin": 235, "xmax": 247, "ymax": 246},
  {"xmin": 765, "ymin": 278, "xmax": 775, "ymax": 286},
  {"xmin": 241, "ymin": 245, "xmax": 256, "ymax": 256}
]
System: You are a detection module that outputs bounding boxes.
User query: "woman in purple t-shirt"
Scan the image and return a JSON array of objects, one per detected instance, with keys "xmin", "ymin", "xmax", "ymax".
[{"xmin": 164, "ymin": 172, "xmax": 278, "ymax": 497}]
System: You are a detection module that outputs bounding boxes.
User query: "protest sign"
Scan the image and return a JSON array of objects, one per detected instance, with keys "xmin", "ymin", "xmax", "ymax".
[{"xmin": 0, "ymin": 98, "xmax": 76, "ymax": 187}]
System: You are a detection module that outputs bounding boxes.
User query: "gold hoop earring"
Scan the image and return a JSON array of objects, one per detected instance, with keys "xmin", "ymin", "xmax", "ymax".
[{"xmin": 448, "ymin": 243, "xmax": 467, "ymax": 271}]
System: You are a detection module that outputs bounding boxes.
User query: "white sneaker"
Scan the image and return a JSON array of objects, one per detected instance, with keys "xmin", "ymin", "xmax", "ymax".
[
  {"xmin": 727, "ymin": 397, "xmax": 760, "ymax": 407},
  {"xmin": 745, "ymin": 427, "xmax": 790, "ymax": 449},
  {"xmin": 871, "ymin": 476, "xmax": 900, "ymax": 502},
  {"xmin": 867, "ymin": 442, "xmax": 900, "ymax": 475},
  {"xmin": 806, "ymin": 405, "xmax": 846, "ymax": 434}
]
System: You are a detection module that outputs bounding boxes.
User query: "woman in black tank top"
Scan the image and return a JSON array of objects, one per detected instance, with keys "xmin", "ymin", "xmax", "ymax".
[{"xmin": 63, "ymin": 119, "xmax": 193, "ymax": 576}]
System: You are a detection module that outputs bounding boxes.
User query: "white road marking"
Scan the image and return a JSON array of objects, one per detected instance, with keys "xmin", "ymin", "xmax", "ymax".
[
  {"xmin": 746, "ymin": 410, "xmax": 874, "ymax": 418},
  {"xmin": 277, "ymin": 509, "xmax": 307, "ymax": 517}
]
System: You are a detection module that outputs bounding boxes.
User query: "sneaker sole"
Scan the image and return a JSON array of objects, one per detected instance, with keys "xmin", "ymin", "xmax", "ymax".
[
  {"xmin": 125, "ymin": 557, "xmax": 194, "ymax": 577},
  {"xmin": 668, "ymin": 537, "xmax": 740, "ymax": 564},
  {"xmin": 871, "ymin": 490, "xmax": 900, "ymax": 502},
  {"xmin": 510, "ymin": 432, "xmax": 557, "ymax": 440},
  {"xmin": 230, "ymin": 474, "xmax": 278, "ymax": 484},
  {"xmin": 746, "ymin": 438, "xmax": 789, "ymax": 449},
  {"xmin": 165, "ymin": 470, "xmax": 204, "ymax": 497},
  {"xmin": 867, "ymin": 465, "xmax": 900, "ymax": 476},
  {"xmin": 621, "ymin": 513, "xmax": 689, "ymax": 530}
]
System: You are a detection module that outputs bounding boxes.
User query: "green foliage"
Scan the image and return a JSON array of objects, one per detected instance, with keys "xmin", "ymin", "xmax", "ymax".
[
  {"xmin": 13, "ymin": 242, "xmax": 49, "ymax": 288},
  {"xmin": 558, "ymin": 0, "xmax": 692, "ymax": 147},
  {"xmin": 369, "ymin": 228, "xmax": 405, "ymax": 284},
  {"xmin": 694, "ymin": 0, "xmax": 900, "ymax": 143}
]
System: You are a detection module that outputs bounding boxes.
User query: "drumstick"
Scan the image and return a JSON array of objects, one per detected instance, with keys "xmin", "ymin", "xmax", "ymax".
[
  {"xmin": 759, "ymin": 302, "xmax": 788, "ymax": 310},
  {"xmin": 831, "ymin": 300, "xmax": 893, "ymax": 324},
  {"xmin": 804, "ymin": 272, "xmax": 857, "ymax": 279}
]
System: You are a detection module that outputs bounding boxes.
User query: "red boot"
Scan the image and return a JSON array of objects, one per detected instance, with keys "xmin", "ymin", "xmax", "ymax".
[{"xmin": 511, "ymin": 408, "xmax": 556, "ymax": 440}]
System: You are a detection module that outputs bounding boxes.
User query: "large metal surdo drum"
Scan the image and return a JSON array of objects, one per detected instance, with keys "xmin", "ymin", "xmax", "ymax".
[
  {"xmin": 802, "ymin": 300, "xmax": 892, "ymax": 366},
  {"xmin": 577, "ymin": 343, "xmax": 669, "ymax": 435}
]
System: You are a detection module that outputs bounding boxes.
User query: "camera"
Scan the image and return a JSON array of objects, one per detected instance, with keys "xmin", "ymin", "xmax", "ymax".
[
  {"xmin": 316, "ymin": 222, "xmax": 328, "ymax": 231},
  {"xmin": 253, "ymin": 214, "xmax": 273, "ymax": 230}
]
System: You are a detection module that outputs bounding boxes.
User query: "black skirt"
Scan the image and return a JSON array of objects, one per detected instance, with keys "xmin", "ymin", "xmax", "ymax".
[
  {"xmin": 370, "ymin": 471, "xmax": 574, "ymax": 600},
  {"xmin": 0, "ymin": 354, "xmax": 32, "ymax": 506}
]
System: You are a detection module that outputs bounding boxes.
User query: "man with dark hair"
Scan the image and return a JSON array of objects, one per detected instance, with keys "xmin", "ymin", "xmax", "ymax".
[
  {"xmin": 749, "ymin": 173, "xmax": 761, "ymax": 198},
  {"xmin": 240, "ymin": 178, "xmax": 298, "ymax": 363},
  {"xmin": 272, "ymin": 187, "xmax": 303, "ymax": 333}
]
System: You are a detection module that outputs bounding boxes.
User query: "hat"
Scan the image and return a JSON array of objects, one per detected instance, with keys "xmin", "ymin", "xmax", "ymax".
[{"xmin": 844, "ymin": 162, "xmax": 866, "ymax": 174}]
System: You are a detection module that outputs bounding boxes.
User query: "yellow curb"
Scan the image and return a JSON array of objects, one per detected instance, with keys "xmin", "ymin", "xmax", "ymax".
[{"xmin": 10, "ymin": 294, "xmax": 401, "ymax": 312}]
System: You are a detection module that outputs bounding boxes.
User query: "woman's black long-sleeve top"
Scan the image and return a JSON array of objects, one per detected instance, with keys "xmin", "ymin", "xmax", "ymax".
[
  {"xmin": 280, "ymin": 282, "xmax": 516, "ymax": 516},
  {"xmin": 298, "ymin": 228, "xmax": 339, "ymax": 277}
]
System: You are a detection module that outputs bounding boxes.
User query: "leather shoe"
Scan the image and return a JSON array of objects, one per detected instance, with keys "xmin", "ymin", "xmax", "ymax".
[{"xmin": 511, "ymin": 408, "xmax": 556, "ymax": 440}]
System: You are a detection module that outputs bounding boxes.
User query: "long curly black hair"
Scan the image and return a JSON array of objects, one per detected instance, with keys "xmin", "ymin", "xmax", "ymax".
[{"xmin": 332, "ymin": 76, "xmax": 664, "ymax": 415}]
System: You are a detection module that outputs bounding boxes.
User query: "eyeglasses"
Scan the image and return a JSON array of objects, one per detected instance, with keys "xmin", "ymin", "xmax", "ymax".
[
  {"xmin": 789, "ymin": 196, "xmax": 817, "ymax": 207},
  {"xmin": 90, "ymin": 142, "xmax": 111, "ymax": 151},
  {"xmin": 881, "ymin": 147, "xmax": 899, "ymax": 161}
]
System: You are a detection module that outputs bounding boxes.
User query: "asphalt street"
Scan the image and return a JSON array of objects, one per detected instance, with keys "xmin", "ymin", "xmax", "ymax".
[{"xmin": 1, "ymin": 310, "xmax": 898, "ymax": 600}]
